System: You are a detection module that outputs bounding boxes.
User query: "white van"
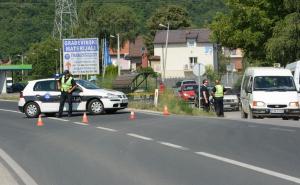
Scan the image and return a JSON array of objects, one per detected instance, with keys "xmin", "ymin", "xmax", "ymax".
[
  {"xmin": 240, "ymin": 67, "xmax": 300, "ymax": 120},
  {"xmin": 285, "ymin": 60, "xmax": 300, "ymax": 91}
]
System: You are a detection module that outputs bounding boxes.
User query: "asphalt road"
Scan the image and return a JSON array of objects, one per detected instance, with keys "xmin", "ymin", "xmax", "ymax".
[{"xmin": 0, "ymin": 100, "xmax": 300, "ymax": 185}]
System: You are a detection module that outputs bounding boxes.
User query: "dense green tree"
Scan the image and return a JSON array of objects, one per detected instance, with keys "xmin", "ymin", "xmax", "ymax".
[
  {"xmin": 25, "ymin": 38, "xmax": 60, "ymax": 79},
  {"xmin": 210, "ymin": 0, "xmax": 300, "ymax": 66},
  {"xmin": 75, "ymin": 3, "xmax": 140, "ymax": 48},
  {"xmin": 0, "ymin": 1, "xmax": 54, "ymax": 58},
  {"xmin": 144, "ymin": 5, "xmax": 191, "ymax": 55}
]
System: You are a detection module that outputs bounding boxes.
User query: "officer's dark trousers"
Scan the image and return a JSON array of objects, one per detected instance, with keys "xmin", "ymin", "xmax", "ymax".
[
  {"xmin": 58, "ymin": 91, "xmax": 72, "ymax": 116},
  {"xmin": 214, "ymin": 97, "xmax": 224, "ymax": 117}
]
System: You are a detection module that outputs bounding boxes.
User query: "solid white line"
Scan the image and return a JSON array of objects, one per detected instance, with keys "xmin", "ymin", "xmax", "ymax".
[
  {"xmin": 96, "ymin": 126, "xmax": 117, "ymax": 132},
  {"xmin": 0, "ymin": 108, "xmax": 22, "ymax": 114},
  {"xmin": 158, "ymin": 141, "xmax": 188, "ymax": 150},
  {"xmin": 48, "ymin": 117, "xmax": 69, "ymax": 122},
  {"xmin": 195, "ymin": 151, "xmax": 300, "ymax": 184},
  {"xmin": 270, "ymin": 127, "xmax": 296, "ymax": 132},
  {"xmin": 0, "ymin": 148, "xmax": 39, "ymax": 185},
  {"xmin": 0, "ymin": 99, "xmax": 18, "ymax": 102},
  {"xmin": 127, "ymin": 133, "xmax": 153, "ymax": 141},
  {"xmin": 73, "ymin": 122, "xmax": 88, "ymax": 126}
]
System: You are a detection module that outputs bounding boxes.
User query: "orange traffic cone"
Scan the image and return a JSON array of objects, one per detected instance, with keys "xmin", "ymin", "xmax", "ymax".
[
  {"xmin": 82, "ymin": 112, "xmax": 89, "ymax": 124},
  {"xmin": 36, "ymin": 115, "xmax": 44, "ymax": 126},
  {"xmin": 129, "ymin": 111, "xmax": 136, "ymax": 120},
  {"xmin": 163, "ymin": 105, "xmax": 170, "ymax": 116}
]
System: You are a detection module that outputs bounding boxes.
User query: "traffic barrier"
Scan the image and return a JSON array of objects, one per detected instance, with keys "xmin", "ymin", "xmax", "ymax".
[
  {"xmin": 82, "ymin": 112, "xmax": 89, "ymax": 124},
  {"xmin": 129, "ymin": 111, "xmax": 136, "ymax": 120},
  {"xmin": 163, "ymin": 105, "xmax": 170, "ymax": 116},
  {"xmin": 36, "ymin": 115, "xmax": 44, "ymax": 126}
]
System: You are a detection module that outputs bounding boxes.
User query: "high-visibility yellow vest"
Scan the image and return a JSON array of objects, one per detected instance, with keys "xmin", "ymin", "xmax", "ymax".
[
  {"xmin": 214, "ymin": 84, "xmax": 224, "ymax": 97},
  {"xmin": 61, "ymin": 76, "xmax": 73, "ymax": 92}
]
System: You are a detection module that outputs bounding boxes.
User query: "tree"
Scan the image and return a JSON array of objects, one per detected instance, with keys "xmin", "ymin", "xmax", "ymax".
[
  {"xmin": 26, "ymin": 38, "xmax": 60, "ymax": 79},
  {"xmin": 75, "ymin": 3, "xmax": 140, "ymax": 49},
  {"xmin": 210, "ymin": 0, "xmax": 300, "ymax": 66},
  {"xmin": 144, "ymin": 5, "xmax": 191, "ymax": 55},
  {"xmin": 266, "ymin": 12, "xmax": 300, "ymax": 66}
]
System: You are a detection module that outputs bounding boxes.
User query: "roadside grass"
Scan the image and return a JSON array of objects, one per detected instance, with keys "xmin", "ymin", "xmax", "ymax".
[
  {"xmin": 128, "ymin": 89, "xmax": 215, "ymax": 117},
  {"xmin": 0, "ymin": 93, "xmax": 19, "ymax": 101}
]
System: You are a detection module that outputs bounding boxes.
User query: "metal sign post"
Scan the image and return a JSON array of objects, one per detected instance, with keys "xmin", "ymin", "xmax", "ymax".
[{"xmin": 193, "ymin": 63, "xmax": 206, "ymax": 110}]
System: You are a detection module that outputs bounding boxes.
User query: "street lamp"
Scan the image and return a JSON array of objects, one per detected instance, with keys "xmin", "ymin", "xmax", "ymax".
[
  {"xmin": 159, "ymin": 22, "xmax": 169, "ymax": 82},
  {"xmin": 110, "ymin": 34, "xmax": 121, "ymax": 76},
  {"xmin": 54, "ymin": 48, "xmax": 62, "ymax": 73}
]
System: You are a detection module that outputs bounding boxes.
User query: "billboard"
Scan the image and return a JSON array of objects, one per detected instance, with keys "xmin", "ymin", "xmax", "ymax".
[{"xmin": 63, "ymin": 38, "xmax": 99, "ymax": 75}]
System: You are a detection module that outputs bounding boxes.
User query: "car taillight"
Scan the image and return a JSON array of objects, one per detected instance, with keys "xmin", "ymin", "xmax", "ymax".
[{"xmin": 20, "ymin": 91, "xmax": 24, "ymax": 98}]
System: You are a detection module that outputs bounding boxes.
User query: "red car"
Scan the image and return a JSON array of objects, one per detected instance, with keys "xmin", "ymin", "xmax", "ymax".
[{"xmin": 178, "ymin": 84, "xmax": 199, "ymax": 102}]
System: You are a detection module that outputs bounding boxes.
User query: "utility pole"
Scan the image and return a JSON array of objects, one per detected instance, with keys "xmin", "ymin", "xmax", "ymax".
[{"xmin": 53, "ymin": 0, "xmax": 78, "ymax": 73}]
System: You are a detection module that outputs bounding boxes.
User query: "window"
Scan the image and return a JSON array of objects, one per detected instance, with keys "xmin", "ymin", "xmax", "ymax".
[
  {"xmin": 189, "ymin": 57, "xmax": 197, "ymax": 69},
  {"xmin": 34, "ymin": 80, "xmax": 57, "ymax": 91},
  {"xmin": 187, "ymin": 39, "xmax": 196, "ymax": 48},
  {"xmin": 253, "ymin": 76, "xmax": 296, "ymax": 91}
]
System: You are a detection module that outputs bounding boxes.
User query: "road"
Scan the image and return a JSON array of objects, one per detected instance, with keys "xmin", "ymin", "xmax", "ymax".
[{"xmin": 0, "ymin": 100, "xmax": 300, "ymax": 185}]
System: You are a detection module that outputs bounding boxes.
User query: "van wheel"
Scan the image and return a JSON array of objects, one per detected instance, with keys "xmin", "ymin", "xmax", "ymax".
[
  {"xmin": 282, "ymin": 117, "xmax": 289, "ymax": 120},
  {"xmin": 292, "ymin": 117, "xmax": 299, "ymax": 121},
  {"xmin": 24, "ymin": 102, "xmax": 41, "ymax": 118},
  {"xmin": 88, "ymin": 99, "xmax": 104, "ymax": 115}
]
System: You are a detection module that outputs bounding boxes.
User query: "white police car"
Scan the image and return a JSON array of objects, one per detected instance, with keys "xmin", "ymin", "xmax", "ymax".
[{"xmin": 18, "ymin": 78, "xmax": 128, "ymax": 118}]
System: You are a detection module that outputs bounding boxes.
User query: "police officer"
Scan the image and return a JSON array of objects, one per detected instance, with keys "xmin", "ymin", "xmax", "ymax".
[
  {"xmin": 57, "ymin": 70, "xmax": 77, "ymax": 117},
  {"xmin": 212, "ymin": 79, "xmax": 226, "ymax": 117},
  {"xmin": 200, "ymin": 79, "xmax": 210, "ymax": 112}
]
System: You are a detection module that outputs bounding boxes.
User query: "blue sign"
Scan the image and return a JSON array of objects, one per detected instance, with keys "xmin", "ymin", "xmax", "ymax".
[{"xmin": 63, "ymin": 38, "xmax": 99, "ymax": 75}]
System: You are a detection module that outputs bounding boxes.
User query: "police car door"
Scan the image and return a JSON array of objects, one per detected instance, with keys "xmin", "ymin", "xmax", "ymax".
[
  {"xmin": 33, "ymin": 80, "xmax": 60, "ymax": 112},
  {"xmin": 72, "ymin": 87, "xmax": 84, "ymax": 111}
]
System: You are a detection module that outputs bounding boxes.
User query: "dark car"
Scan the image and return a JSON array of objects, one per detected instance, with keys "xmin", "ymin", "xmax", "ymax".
[{"xmin": 7, "ymin": 83, "xmax": 27, "ymax": 93}]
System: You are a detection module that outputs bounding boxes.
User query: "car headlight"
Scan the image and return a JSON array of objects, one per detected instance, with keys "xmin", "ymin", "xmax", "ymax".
[
  {"xmin": 106, "ymin": 93, "xmax": 119, "ymax": 99},
  {"xmin": 253, "ymin": 101, "xmax": 265, "ymax": 107},
  {"xmin": 233, "ymin": 99, "xmax": 238, "ymax": 103},
  {"xmin": 289, "ymin": 102, "xmax": 299, "ymax": 108}
]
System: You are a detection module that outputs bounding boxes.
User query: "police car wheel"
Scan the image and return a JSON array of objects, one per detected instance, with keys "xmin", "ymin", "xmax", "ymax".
[
  {"xmin": 88, "ymin": 99, "xmax": 104, "ymax": 114},
  {"xmin": 25, "ymin": 102, "xmax": 41, "ymax": 118}
]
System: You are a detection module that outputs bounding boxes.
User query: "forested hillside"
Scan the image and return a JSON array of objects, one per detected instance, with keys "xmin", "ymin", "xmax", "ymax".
[{"xmin": 0, "ymin": 0, "xmax": 226, "ymax": 59}]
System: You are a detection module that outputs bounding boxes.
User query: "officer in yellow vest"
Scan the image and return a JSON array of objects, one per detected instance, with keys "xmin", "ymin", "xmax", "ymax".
[
  {"xmin": 57, "ymin": 70, "xmax": 77, "ymax": 117},
  {"xmin": 212, "ymin": 79, "xmax": 226, "ymax": 117}
]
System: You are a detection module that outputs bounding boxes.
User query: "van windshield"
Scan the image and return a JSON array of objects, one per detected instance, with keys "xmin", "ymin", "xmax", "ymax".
[{"xmin": 253, "ymin": 76, "xmax": 296, "ymax": 91}]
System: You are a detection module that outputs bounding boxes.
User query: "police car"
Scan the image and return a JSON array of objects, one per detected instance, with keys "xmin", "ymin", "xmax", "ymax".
[{"xmin": 18, "ymin": 78, "xmax": 128, "ymax": 118}]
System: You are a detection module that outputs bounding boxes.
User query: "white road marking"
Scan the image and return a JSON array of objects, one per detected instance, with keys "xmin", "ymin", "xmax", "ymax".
[
  {"xmin": 0, "ymin": 108, "xmax": 22, "ymax": 114},
  {"xmin": 73, "ymin": 122, "xmax": 88, "ymax": 126},
  {"xmin": 48, "ymin": 117, "xmax": 69, "ymax": 122},
  {"xmin": 0, "ymin": 148, "xmax": 39, "ymax": 185},
  {"xmin": 195, "ymin": 151, "xmax": 300, "ymax": 184},
  {"xmin": 96, "ymin": 126, "xmax": 117, "ymax": 132},
  {"xmin": 127, "ymin": 133, "xmax": 153, "ymax": 141},
  {"xmin": 158, "ymin": 141, "xmax": 189, "ymax": 150},
  {"xmin": 0, "ymin": 99, "xmax": 18, "ymax": 102},
  {"xmin": 270, "ymin": 127, "xmax": 296, "ymax": 132}
]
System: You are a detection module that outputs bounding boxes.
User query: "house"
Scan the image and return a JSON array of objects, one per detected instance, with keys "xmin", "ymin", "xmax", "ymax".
[
  {"xmin": 128, "ymin": 36, "xmax": 148, "ymax": 71},
  {"xmin": 153, "ymin": 29, "xmax": 217, "ymax": 78},
  {"xmin": 109, "ymin": 36, "xmax": 148, "ymax": 73},
  {"xmin": 222, "ymin": 48, "xmax": 243, "ymax": 72},
  {"xmin": 109, "ymin": 41, "xmax": 130, "ymax": 72}
]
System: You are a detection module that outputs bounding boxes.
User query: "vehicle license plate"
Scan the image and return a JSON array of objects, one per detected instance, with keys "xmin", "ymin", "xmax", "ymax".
[
  {"xmin": 224, "ymin": 104, "xmax": 231, "ymax": 108},
  {"xmin": 270, "ymin": 109, "xmax": 284, "ymax": 114},
  {"xmin": 122, "ymin": 99, "xmax": 128, "ymax": 103}
]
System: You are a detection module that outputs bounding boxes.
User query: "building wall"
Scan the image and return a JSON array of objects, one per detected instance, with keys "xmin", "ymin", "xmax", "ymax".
[{"xmin": 154, "ymin": 42, "xmax": 215, "ymax": 78}]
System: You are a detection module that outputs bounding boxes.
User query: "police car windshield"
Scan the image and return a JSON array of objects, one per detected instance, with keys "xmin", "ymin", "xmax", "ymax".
[{"xmin": 76, "ymin": 80, "xmax": 100, "ymax": 89}]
